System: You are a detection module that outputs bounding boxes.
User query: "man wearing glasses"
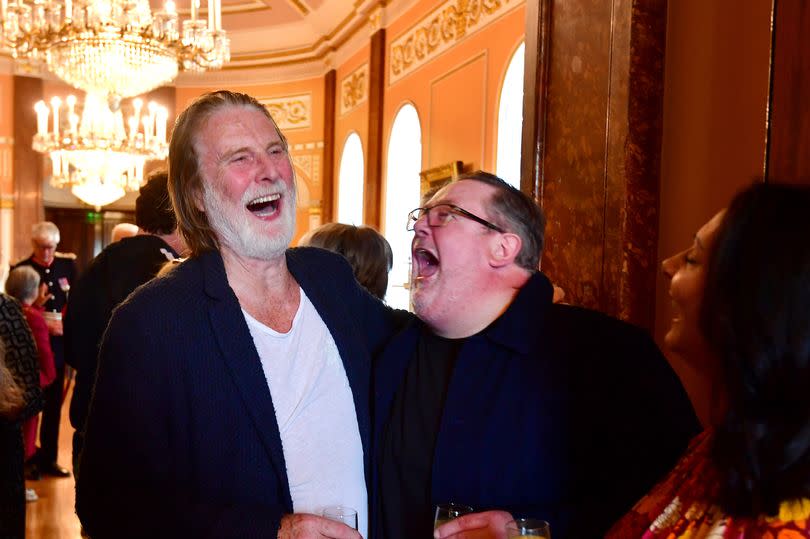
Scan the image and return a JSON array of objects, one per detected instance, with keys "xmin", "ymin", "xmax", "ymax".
[{"xmin": 373, "ymin": 171, "xmax": 699, "ymax": 538}]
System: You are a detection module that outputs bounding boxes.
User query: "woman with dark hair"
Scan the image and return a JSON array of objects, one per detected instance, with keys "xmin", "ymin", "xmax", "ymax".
[
  {"xmin": 608, "ymin": 182, "xmax": 810, "ymax": 537},
  {"xmin": 0, "ymin": 291, "xmax": 43, "ymax": 538}
]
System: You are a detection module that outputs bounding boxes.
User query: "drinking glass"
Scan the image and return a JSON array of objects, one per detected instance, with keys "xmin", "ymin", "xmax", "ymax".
[
  {"xmin": 505, "ymin": 518, "xmax": 551, "ymax": 538},
  {"xmin": 322, "ymin": 505, "xmax": 358, "ymax": 530},
  {"xmin": 433, "ymin": 503, "xmax": 473, "ymax": 529}
]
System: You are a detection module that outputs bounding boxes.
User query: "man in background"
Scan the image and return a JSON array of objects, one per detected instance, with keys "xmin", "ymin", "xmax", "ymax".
[
  {"xmin": 109, "ymin": 222, "xmax": 139, "ymax": 243},
  {"xmin": 375, "ymin": 171, "xmax": 700, "ymax": 538},
  {"xmin": 64, "ymin": 171, "xmax": 185, "ymax": 474},
  {"xmin": 12, "ymin": 221, "xmax": 76, "ymax": 478}
]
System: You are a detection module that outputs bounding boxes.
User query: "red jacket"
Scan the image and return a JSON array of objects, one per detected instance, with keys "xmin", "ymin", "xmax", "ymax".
[{"xmin": 23, "ymin": 304, "xmax": 56, "ymax": 387}]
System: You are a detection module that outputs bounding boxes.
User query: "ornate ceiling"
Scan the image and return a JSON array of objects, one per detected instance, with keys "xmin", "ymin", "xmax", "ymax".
[{"xmin": 170, "ymin": 0, "xmax": 414, "ymax": 85}]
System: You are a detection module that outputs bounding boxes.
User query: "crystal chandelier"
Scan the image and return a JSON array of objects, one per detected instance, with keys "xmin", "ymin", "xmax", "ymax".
[
  {"xmin": 1, "ymin": 0, "xmax": 229, "ymax": 98},
  {"xmin": 33, "ymin": 92, "xmax": 169, "ymax": 208}
]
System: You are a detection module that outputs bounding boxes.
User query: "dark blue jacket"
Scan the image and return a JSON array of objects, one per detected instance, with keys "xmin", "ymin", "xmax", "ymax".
[
  {"xmin": 77, "ymin": 248, "xmax": 400, "ymax": 538},
  {"xmin": 373, "ymin": 272, "xmax": 700, "ymax": 538}
]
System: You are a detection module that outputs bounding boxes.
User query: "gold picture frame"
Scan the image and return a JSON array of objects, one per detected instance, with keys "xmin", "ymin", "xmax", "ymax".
[{"xmin": 419, "ymin": 160, "xmax": 464, "ymax": 199}]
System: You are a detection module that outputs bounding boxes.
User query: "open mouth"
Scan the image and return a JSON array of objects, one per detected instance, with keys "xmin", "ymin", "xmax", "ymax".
[
  {"xmin": 413, "ymin": 248, "xmax": 439, "ymax": 278},
  {"xmin": 246, "ymin": 193, "xmax": 281, "ymax": 218}
]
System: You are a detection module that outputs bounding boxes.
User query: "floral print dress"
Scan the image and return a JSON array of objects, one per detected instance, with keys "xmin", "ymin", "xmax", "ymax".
[{"xmin": 607, "ymin": 429, "xmax": 810, "ymax": 538}]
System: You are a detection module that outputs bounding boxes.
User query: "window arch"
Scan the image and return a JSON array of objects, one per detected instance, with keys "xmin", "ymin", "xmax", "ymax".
[
  {"xmin": 337, "ymin": 132, "xmax": 364, "ymax": 225},
  {"xmin": 384, "ymin": 104, "xmax": 422, "ymax": 309},
  {"xmin": 496, "ymin": 41, "xmax": 525, "ymax": 189}
]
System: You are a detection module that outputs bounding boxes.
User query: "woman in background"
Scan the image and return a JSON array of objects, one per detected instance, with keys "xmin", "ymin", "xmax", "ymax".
[
  {"xmin": 299, "ymin": 223, "xmax": 393, "ymax": 301},
  {"xmin": 6, "ymin": 265, "xmax": 57, "ymax": 500},
  {"xmin": 608, "ymin": 182, "xmax": 810, "ymax": 537},
  {"xmin": 0, "ymin": 290, "xmax": 43, "ymax": 538}
]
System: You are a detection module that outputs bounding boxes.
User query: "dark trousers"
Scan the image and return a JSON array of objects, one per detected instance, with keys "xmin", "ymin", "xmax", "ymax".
[{"xmin": 38, "ymin": 360, "xmax": 65, "ymax": 465}]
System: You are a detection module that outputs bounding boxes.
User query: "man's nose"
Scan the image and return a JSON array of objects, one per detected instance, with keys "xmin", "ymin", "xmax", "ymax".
[{"xmin": 412, "ymin": 213, "xmax": 430, "ymax": 235}]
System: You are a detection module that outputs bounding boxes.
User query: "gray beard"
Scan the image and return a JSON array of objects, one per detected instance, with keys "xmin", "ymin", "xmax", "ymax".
[{"xmin": 203, "ymin": 181, "xmax": 297, "ymax": 261}]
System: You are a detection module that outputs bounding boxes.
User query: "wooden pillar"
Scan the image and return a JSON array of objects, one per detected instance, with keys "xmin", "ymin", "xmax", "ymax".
[
  {"xmin": 765, "ymin": 0, "xmax": 810, "ymax": 183},
  {"xmin": 13, "ymin": 75, "xmax": 44, "ymax": 260},
  {"xmin": 522, "ymin": 0, "xmax": 667, "ymax": 331},
  {"xmin": 521, "ymin": 0, "xmax": 552, "ymax": 199},
  {"xmin": 364, "ymin": 28, "xmax": 385, "ymax": 228},
  {"xmin": 322, "ymin": 69, "xmax": 336, "ymax": 223}
]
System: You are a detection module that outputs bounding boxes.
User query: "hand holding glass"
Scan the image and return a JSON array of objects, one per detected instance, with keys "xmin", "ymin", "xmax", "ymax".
[
  {"xmin": 505, "ymin": 518, "xmax": 551, "ymax": 538},
  {"xmin": 322, "ymin": 505, "xmax": 358, "ymax": 530},
  {"xmin": 434, "ymin": 503, "xmax": 474, "ymax": 529}
]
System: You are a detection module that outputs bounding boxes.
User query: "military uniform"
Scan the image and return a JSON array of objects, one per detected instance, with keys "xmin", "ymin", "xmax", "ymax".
[{"xmin": 12, "ymin": 251, "xmax": 77, "ymax": 473}]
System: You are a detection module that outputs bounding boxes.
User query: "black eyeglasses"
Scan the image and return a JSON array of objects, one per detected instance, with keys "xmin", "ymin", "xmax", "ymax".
[{"xmin": 406, "ymin": 203, "xmax": 505, "ymax": 232}]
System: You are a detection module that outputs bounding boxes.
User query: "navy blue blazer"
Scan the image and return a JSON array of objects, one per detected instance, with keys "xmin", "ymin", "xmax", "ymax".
[
  {"xmin": 373, "ymin": 272, "xmax": 700, "ymax": 538},
  {"xmin": 77, "ymin": 248, "xmax": 400, "ymax": 538}
]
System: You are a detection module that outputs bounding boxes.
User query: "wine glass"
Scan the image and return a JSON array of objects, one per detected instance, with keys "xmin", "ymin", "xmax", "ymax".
[
  {"xmin": 322, "ymin": 505, "xmax": 358, "ymax": 530},
  {"xmin": 505, "ymin": 518, "xmax": 551, "ymax": 538},
  {"xmin": 433, "ymin": 502, "xmax": 474, "ymax": 529}
]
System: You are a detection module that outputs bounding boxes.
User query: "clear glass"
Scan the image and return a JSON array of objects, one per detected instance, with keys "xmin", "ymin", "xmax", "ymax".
[
  {"xmin": 505, "ymin": 518, "xmax": 551, "ymax": 538},
  {"xmin": 433, "ymin": 503, "xmax": 473, "ymax": 529},
  {"xmin": 322, "ymin": 505, "xmax": 358, "ymax": 530}
]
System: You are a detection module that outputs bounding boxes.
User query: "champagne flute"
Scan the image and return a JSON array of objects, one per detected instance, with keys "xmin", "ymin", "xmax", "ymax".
[
  {"xmin": 322, "ymin": 505, "xmax": 358, "ymax": 530},
  {"xmin": 505, "ymin": 518, "xmax": 551, "ymax": 538},
  {"xmin": 433, "ymin": 502, "xmax": 473, "ymax": 529}
]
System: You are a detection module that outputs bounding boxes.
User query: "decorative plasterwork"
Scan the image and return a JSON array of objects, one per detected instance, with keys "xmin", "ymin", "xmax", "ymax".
[
  {"xmin": 389, "ymin": 0, "xmax": 513, "ymax": 84},
  {"xmin": 259, "ymin": 94, "xmax": 312, "ymax": 130},
  {"xmin": 340, "ymin": 63, "xmax": 369, "ymax": 116}
]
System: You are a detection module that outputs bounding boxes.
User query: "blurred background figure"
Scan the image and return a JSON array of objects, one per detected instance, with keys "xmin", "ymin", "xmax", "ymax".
[
  {"xmin": 608, "ymin": 182, "xmax": 810, "ymax": 538},
  {"xmin": 10, "ymin": 221, "xmax": 75, "ymax": 479},
  {"xmin": 110, "ymin": 223, "xmax": 139, "ymax": 243},
  {"xmin": 0, "ymin": 289, "xmax": 43, "ymax": 538},
  {"xmin": 5, "ymin": 266, "xmax": 56, "ymax": 502},
  {"xmin": 65, "ymin": 170, "xmax": 184, "ymax": 476},
  {"xmin": 299, "ymin": 222, "xmax": 393, "ymax": 301}
]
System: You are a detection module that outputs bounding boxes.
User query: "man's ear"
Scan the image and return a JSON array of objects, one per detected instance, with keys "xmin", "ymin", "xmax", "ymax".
[
  {"xmin": 192, "ymin": 186, "xmax": 205, "ymax": 213},
  {"xmin": 489, "ymin": 232, "xmax": 522, "ymax": 268}
]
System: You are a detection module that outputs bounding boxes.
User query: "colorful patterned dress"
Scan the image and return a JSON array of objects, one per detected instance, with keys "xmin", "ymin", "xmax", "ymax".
[{"xmin": 607, "ymin": 429, "xmax": 810, "ymax": 538}]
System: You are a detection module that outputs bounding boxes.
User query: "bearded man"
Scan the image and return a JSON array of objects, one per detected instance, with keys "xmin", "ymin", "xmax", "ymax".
[{"xmin": 76, "ymin": 91, "xmax": 401, "ymax": 539}]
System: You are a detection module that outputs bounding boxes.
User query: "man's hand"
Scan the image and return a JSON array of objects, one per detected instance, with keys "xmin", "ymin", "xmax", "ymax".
[
  {"xmin": 35, "ymin": 283, "xmax": 53, "ymax": 307},
  {"xmin": 278, "ymin": 513, "xmax": 362, "ymax": 539},
  {"xmin": 433, "ymin": 510, "xmax": 514, "ymax": 539}
]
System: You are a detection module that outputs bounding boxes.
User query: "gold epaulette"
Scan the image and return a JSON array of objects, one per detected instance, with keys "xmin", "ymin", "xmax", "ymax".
[{"xmin": 54, "ymin": 251, "xmax": 77, "ymax": 260}]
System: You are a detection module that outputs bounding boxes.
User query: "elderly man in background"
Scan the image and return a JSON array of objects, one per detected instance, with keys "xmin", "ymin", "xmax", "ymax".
[
  {"xmin": 64, "ymin": 171, "xmax": 185, "ymax": 476},
  {"xmin": 109, "ymin": 222, "xmax": 139, "ymax": 243},
  {"xmin": 374, "ymin": 171, "xmax": 700, "ymax": 539},
  {"xmin": 11, "ymin": 221, "xmax": 76, "ymax": 479},
  {"xmin": 77, "ymin": 91, "xmax": 401, "ymax": 539}
]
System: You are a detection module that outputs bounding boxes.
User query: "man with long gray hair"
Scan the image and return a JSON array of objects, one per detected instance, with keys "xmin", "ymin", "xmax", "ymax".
[{"xmin": 77, "ymin": 91, "xmax": 401, "ymax": 539}]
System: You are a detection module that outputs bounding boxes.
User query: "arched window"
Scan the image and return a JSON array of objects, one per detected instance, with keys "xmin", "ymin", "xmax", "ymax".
[
  {"xmin": 496, "ymin": 42, "xmax": 525, "ymax": 189},
  {"xmin": 337, "ymin": 132, "xmax": 364, "ymax": 225},
  {"xmin": 384, "ymin": 104, "xmax": 422, "ymax": 309}
]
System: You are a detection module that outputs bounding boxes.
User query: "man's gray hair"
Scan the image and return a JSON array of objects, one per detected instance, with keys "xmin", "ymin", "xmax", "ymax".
[
  {"xmin": 455, "ymin": 171, "xmax": 545, "ymax": 270},
  {"xmin": 32, "ymin": 221, "xmax": 60, "ymax": 244}
]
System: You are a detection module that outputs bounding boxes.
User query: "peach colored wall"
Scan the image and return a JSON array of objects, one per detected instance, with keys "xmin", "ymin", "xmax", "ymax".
[
  {"xmin": 655, "ymin": 0, "xmax": 772, "ymax": 424},
  {"xmin": 0, "ymin": 74, "xmax": 13, "ymax": 140},
  {"xmin": 380, "ymin": 0, "xmax": 526, "ymax": 231},
  {"xmin": 176, "ymin": 78, "xmax": 325, "ymax": 243},
  {"xmin": 334, "ymin": 43, "xmax": 371, "ymax": 220}
]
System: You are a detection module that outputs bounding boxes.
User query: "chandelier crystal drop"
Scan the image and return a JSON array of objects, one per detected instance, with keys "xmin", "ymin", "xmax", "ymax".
[
  {"xmin": 33, "ymin": 92, "xmax": 169, "ymax": 208},
  {"xmin": 1, "ymin": 0, "xmax": 229, "ymax": 98}
]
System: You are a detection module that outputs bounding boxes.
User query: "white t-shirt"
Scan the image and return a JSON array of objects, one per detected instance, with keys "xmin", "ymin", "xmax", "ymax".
[{"xmin": 242, "ymin": 288, "xmax": 368, "ymax": 538}]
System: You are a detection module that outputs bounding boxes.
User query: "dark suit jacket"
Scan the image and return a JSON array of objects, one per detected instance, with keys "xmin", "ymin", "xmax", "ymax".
[
  {"xmin": 65, "ymin": 234, "xmax": 178, "ymax": 434},
  {"xmin": 77, "ymin": 248, "xmax": 400, "ymax": 538},
  {"xmin": 373, "ymin": 272, "xmax": 700, "ymax": 538}
]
